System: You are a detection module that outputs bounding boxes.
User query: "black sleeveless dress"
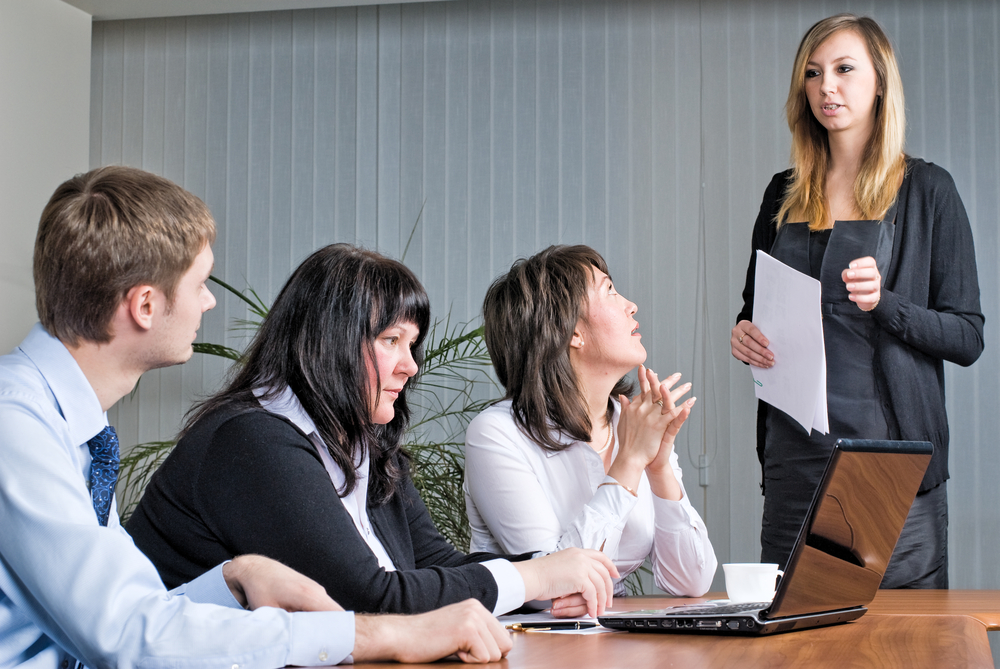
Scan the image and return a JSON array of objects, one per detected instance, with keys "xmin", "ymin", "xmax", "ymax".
[{"xmin": 760, "ymin": 214, "xmax": 896, "ymax": 568}]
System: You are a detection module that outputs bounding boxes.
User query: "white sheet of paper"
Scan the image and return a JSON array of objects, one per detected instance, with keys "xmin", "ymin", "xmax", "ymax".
[{"xmin": 750, "ymin": 250, "xmax": 829, "ymax": 434}]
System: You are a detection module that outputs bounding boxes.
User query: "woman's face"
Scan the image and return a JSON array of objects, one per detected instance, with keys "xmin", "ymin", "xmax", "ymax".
[
  {"xmin": 573, "ymin": 267, "xmax": 646, "ymax": 376},
  {"xmin": 368, "ymin": 320, "xmax": 420, "ymax": 425},
  {"xmin": 804, "ymin": 29, "xmax": 881, "ymax": 142}
]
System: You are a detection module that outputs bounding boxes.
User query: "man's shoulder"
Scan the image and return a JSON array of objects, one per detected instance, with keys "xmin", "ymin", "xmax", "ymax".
[{"xmin": 0, "ymin": 346, "xmax": 54, "ymax": 414}]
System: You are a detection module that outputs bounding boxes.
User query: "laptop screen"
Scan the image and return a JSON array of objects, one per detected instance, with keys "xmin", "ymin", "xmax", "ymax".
[{"xmin": 769, "ymin": 439, "xmax": 932, "ymax": 618}]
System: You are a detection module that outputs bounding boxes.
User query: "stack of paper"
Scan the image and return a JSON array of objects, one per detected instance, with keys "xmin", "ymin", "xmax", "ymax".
[{"xmin": 751, "ymin": 250, "xmax": 829, "ymax": 435}]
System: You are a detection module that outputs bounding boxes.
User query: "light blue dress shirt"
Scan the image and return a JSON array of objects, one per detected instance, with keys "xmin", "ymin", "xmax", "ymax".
[{"xmin": 0, "ymin": 324, "xmax": 354, "ymax": 669}]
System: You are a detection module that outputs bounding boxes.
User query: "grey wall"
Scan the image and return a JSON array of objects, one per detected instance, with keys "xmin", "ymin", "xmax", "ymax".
[{"xmin": 92, "ymin": 0, "xmax": 1000, "ymax": 597}]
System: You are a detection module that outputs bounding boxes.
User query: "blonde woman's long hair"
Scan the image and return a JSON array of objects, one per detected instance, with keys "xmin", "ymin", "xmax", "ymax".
[{"xmin": 778, "ymin": 14, "xmax": 907, "ymax": 230}]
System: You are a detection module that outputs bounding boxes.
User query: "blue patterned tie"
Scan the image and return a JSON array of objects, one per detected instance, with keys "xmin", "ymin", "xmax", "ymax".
[{"xmin": 87, "ymin": 426, "xmax": 120, "ymax": 526}]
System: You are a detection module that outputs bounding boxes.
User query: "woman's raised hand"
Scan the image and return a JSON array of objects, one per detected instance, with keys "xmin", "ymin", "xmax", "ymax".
[
  {"xmin": 639, "ymin": 366, "xmax": 694, "ymax": 501},
  {"xmin": 842, "ymin": 256, "xmax": 881, "ymax": 312},
  {"xmin": 731, "ymin": 320, "xmax": 774, "ymax": 368},
  {"xmin": 609, "ymin": 365, "xmax": 694, "ymax": 493}
]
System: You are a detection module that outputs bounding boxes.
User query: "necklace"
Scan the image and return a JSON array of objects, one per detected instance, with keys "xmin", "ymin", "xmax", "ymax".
[{"xmin": 593, "ymin": 421, "xmax": 614, "ymax": 454}]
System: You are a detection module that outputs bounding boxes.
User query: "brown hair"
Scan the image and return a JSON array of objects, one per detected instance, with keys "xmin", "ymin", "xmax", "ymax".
[
  {"xmin": 779, "ymin": 14, "xmax": 907, "ymax": 230},
  {"xmin": 34, "ymin": 166, "xmax": 216, "ymax": 345},
  {"xmin": 482, "ymin": 245, "xmax": 633, "ymax": 451}
]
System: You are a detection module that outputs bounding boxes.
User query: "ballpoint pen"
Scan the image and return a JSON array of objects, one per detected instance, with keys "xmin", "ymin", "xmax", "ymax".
[{"xmin": 505, "ymin": 622, "xmax": 598, "ymax": 631}]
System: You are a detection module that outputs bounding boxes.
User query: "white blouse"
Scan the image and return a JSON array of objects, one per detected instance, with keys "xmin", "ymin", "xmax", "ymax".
[{"xmin": 464, "ymin": 399, "xmax": 717, "ymax": 597}]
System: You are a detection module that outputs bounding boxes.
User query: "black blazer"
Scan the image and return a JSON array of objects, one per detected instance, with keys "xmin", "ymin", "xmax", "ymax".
[{"xmin": 127, "ymin": 403, "xmax": 528, "ymax": 613}]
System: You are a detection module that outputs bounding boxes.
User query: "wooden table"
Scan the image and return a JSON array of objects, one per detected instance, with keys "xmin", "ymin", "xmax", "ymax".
[
  {"xmin": 867, "ymin": 589, "xmax": 1000, "ymax": 629},
  {"xmin": 358, "ymin": 591, "xmax": 1000, "ymax": 668}
]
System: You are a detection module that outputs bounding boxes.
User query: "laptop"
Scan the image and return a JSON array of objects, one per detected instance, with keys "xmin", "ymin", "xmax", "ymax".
[{"xmin": 598, "ymin": 438, "xmax": 932, "ymax": 635}]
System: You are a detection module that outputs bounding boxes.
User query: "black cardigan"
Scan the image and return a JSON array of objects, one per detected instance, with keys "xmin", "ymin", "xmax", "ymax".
[
  {"xmin": 127, "ymin": 404, "xmax": 527, "ymax": 614},
  {"xmin": 737, "ymin": 159, "xmax": 984, "ymax": 492}
]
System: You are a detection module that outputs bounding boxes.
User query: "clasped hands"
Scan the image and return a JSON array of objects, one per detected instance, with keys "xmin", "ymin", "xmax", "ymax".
[
  {"xmin": 731, "ymin": 256, "xmax": 881, "ymax": 368},
  {"xmin": 609, "ymin": 364, "xmax": 695, "ymax": 493}
]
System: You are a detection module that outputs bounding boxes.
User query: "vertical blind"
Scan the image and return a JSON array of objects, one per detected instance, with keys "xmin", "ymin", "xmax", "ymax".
[{"xmin": 92, "ymin": 0, "xmax": 999, "ymax": 593}]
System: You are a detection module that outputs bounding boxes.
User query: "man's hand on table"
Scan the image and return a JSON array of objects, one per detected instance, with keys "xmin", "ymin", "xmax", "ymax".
[{"xmin": 353, "ymin": 599, "xmax": 512, "ymax": 664}]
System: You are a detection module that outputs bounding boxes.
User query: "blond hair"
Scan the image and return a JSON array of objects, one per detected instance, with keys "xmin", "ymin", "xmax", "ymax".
[
  {"xmin": 34, "ymin": 166, "xmax": 216, "ymax": 345},
  {"xmin": 778, "ymin": 14, "xmax": 906, "ymax": 230}
]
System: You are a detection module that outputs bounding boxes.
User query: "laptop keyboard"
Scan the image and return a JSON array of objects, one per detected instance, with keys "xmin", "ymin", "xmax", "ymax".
[{"xmin": 669, "ymin": 602, "xmax": 768, "ymax": 615}]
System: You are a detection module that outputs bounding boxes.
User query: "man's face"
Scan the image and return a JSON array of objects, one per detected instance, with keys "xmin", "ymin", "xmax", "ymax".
[{"xmin": 145, "ymin": 243, "xmax": 216, "ymax": 370}]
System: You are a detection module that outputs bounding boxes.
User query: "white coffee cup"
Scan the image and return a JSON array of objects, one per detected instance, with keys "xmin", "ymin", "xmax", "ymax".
[{"xmin": 723, "ymin": 563, "xmax": 784, "ymax": 603}]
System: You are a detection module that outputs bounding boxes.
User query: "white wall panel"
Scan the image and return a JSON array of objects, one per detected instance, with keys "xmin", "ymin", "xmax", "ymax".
[
  {"xmin": 0, "ymin": 0, "xmax": 90, "ymax": 352},
  {"xmin": 93, "ymin": 1, "xmax": 999, "ymax": 603}
]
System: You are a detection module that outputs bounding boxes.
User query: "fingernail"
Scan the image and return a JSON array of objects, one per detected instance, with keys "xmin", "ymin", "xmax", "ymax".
[{"xmin": 688, "ymin": 397, "xmax": 697, "ymax": 405}]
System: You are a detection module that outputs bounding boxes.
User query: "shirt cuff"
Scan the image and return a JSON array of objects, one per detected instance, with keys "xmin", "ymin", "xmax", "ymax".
[
  {"xmin": 651, "ymin": 491, "xmax": 701, "ymax": 529},
  {"xmin": 595, "ymin": 475, "xmax": 641, "ymax": 526},
  {"xmin": 288, "ymin": 611, "xmax": 356, "ymax": 666},
  {"xmin": 481, "ymin": 559, "xmax": 526, "ymax": 615},
  {"xmin": 170, "ymin": 562, "xmax": 244, "ymax": 609}
]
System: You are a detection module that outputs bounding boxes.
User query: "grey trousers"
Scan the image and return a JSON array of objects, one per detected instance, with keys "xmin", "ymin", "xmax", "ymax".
[{"xmin": 880, "ymin": 482, "xmax": 948, "ymax": 589}]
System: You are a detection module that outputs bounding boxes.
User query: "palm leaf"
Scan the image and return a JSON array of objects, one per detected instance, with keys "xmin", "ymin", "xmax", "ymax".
[
  {"xmin": 192, "ymin": 342, "xmax": 242, "ymax": 361},
  {"xmin": 116, "ymin": 440, "xmax": 176, "ymax": 524},
  {"xmin": 404, "ymin": 318, "xmax": 499, "ymax": 549}
]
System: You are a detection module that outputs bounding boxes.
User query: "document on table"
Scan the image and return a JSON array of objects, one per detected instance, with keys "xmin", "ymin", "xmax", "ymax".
[{"xmin": 751, "ymin": 250, "xmax": 829, "ymax": 434}]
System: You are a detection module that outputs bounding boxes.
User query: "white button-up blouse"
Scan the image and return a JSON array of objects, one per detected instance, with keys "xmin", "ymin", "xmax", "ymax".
[{"xmin": 464, "ymin": 399, "xmax": 718, "ymax": 597}]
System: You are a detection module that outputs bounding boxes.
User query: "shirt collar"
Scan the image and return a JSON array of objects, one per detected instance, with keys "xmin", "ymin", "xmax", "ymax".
[
  {"xmin": 18, "ymin": 323, "xmax": 107, "ymax": 445},
  {"xmin": 252, "ymin": 385, "xmax": 318, "ymax": 435},
  {"xmin": 253, "ymin": 384, "xmax": 368, "ymax": 485}
]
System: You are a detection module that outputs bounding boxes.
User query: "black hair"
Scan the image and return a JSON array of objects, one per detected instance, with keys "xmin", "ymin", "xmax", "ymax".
[{"xmin": 185, "ymin": 243, "xmax": 430, "ymax": 503}]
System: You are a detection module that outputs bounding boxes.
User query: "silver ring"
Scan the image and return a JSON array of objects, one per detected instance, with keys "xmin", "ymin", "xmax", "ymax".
[{"xmin": 656, "ymin": 400, "xmax": 664, "ymax": 408}]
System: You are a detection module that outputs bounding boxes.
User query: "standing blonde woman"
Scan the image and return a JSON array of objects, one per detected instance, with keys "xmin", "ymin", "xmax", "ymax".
[{"xmin": 732, "ymin": 14, "xmax": 983, "ymax": 587}]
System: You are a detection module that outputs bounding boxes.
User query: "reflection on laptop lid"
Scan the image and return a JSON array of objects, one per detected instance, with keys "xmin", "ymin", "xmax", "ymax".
[{"xmin": 598, "ymin": 439, "xmax": 932, "ymax": 635}]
